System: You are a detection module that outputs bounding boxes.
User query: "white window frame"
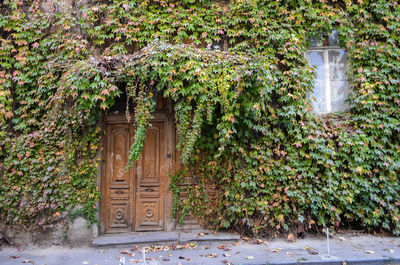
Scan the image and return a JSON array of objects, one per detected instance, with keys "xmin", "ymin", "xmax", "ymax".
[{"xmin": 306, "ymin": 46, "xmax": 348, "ymax": 114}]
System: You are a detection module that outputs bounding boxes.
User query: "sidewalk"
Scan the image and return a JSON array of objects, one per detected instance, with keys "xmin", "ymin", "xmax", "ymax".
[{"xmin": 1, "ymin": 233, "xmax": 400, "ymax": 265}]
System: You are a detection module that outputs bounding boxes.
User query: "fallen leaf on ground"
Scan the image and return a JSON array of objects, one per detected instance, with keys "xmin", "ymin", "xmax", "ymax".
[
  {"xmin": 391, "ymin": 240, "xmax": 396, "ymax": 244},
  {"xmin": 203, "ymin": 245, "xmax": 210, "ymax": 249},
  {"xmin": 218, "ymin": 244, "xmax": 227, "ymax": 249},
  {"xmin": 232, "ymin": 242, "xmax": 239, "ymax": 246},
  {"xmin": 223, "ymin": 247, "xmax": 232, "ymax": 251},
  {"xmin": 272, "ymin": 248, "xmax": 282, "ymax": 253},
  {"xmin": 189, "ymin": 243, "xmax": 197, "ymax": 248},
  {"xmin": 120, "ymin": 249, "xmax": 131, "ymax": 255},
  {"xmin": 242, "ymin": 236, "xmax": 250, "ymax": 242},
  {"xmin": 9, "ymin": 256, "xmax": 20, "ymax": 259},
  {"xmin": 196, "ymin": 232, "xmax": 206, "ymax": 238},
  {"xmin": 287, "ymin": 233, "xmax": 296, "ymax": 242},
  {"xmin": 338, "ymin": 237, "xmax": 345, "ymax": 241},
  {"xmin": 175, "ymin": 244, "xmax": 183, "ymax": 250},
  {"xmin": 285, "ymin": 252, "xmax": 294, "ymax": 256},
  {"xmin": 306, "ymin": 248, "xmax": 318, "ymax": 255},
  {"xmin": 246, "ymin": 256, "xmax": 254, "ymax": 259},
  {"xmin": 254, "ymin": 239, "xmax": 267, "ymax": 244},
  {"xmin": 223, "ymin": 253, "xmax": 231, "ymax": 257},
  {"xmin": 221, "ymin": 260, "xmax": 231, "ymax": 264},
  {"xmin": 162, "ymin": 258, "xmax": 170, "ymax": 261},
  {"xmin": 206, "ymin": 253, "xmax": 218, "ymax": 258},
  {"xmin": 179, "ymin": 256, "xmax": 186, "ymax": 259},
  {"xmin": 145, "ymin": 245, "xmax": 170, "ymax": 252},
  {"xmin": 98, "ymin": 249, "xmax": 105, "ymax": 253},
  {"xmin": 304, "ymin": 246, "xmax": 312, "ymax": 251},
  {"xmin": 265, "ymin": 248, "xmax": 269, "ymax": 252},
  {"xmin": 22, "ymin": 260, "xmax": 32, "ymax": 263},
  {"xmin": 187, "ymin": 258, "xmax": 192, "ymax": 261},
  {"xmin": 168, "ymin": 254, "xmax": 172, "ymax": 257},
  {"xmin": 365, "ymin": 250, "xmax": 375, "ymax": 254}
]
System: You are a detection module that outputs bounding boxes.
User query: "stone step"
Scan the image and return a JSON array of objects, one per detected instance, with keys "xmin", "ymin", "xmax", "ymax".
[{"xmin": 92, "ymin": 230, "xmax": 240, "ymax": 248}]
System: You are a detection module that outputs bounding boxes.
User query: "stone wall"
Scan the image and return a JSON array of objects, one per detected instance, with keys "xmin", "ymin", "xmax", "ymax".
[{"xmin": 0, "ymin": 218, "xmax": 98, "ymax": 247}]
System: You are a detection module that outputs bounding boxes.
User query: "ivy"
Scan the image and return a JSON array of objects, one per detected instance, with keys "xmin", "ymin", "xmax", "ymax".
[{"xmin": 1, "ymin": 0, "xmax": 400, "ymax": 236}]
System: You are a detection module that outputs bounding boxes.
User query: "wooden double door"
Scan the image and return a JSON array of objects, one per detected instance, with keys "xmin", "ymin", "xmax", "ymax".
[{"xmin": 101, "ymin": 114, "xmax": 173, "ymax": 233}]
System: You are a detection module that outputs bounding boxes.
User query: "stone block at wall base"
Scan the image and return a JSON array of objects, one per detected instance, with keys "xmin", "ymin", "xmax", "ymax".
[
  {"xmin": 1, "ymin": 221, "xmax": 66, "ymax": 246},
  {"xmin": 66, "ymin": 217, "xmax": 98, "ymax": 246},
  {"xmin": 0, "ymin": 218, "xmax": 98, "ymax": 247}
]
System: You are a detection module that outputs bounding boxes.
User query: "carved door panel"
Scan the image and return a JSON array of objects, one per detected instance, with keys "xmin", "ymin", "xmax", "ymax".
[
  {"xmin": 103, "ymin": 120, "xmax": 167, "ymax": 233},
  {"xmin": 135, "ymin": 122, "xmax": 165, "ymax": 231},
  {"xmin": 104, "ymin": 124, "xmax": 133, "ymax": 233}
]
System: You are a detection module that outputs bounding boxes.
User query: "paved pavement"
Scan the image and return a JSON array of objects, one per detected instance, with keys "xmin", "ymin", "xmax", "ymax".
[{"xmin": 1, "ymin": 233, "xmax": 400, "ymax": 265}]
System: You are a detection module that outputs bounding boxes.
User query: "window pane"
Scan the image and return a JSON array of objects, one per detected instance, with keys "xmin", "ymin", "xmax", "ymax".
[
  {"xmin": 311, "ymin": 80, "xmax": 327, "ymax": 113},
  {"xmin": 329, "ymin": 30, "xmax": 340, "ymax": 46},
  {"xmin": 328, "ymin": 50, "xmax": 348, "ymax": 81},
  {"xmin": 330, "ymin": 80, "xmax": 350, "ymax": 112},
  {"xmin": 309, "ymin": 33, "xmax": 323, "ymax": 47},
  {"xmin": 309, "ymin": 51, "xmax": 325, "ymax": 80},
  {"xmin": 329, "ymin": 50, "xmax": 349, "ymax": 112},
  {"xmin": 308, "ymin": 51, "xmax": 327, "ymax": 113}
]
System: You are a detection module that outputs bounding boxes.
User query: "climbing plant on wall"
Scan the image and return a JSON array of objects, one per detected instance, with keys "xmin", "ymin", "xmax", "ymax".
[{"xmin": 1, "ymin": 0, "xmax": 400, "ymax": 235}]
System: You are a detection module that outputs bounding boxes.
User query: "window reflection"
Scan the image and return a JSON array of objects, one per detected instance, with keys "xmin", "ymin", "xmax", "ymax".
[
  {"xmin": 307, "ymin": 48, "xmax": 349, "ymax": 114},
  {"xmin": 308, "ymin": 51, "xmax": 326, "ymax": 113},
  {"xmin": 328, "ymin": 30, "xmax": 340, "ymax": 46},
  {"xmin": 329, "ymin": 50, "xmax": 347, "ymax": 81}
]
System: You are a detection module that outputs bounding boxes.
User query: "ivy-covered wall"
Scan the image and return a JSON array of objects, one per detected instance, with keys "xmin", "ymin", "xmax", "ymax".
[{"xmin": 1, "ymin": 0, "xmax": 400, "ymax": 236}]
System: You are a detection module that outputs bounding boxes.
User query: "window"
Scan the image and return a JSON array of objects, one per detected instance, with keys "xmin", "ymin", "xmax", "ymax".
[{"xmin": 306, "ymin": 31, "xmax": 349, "ymax": 114}]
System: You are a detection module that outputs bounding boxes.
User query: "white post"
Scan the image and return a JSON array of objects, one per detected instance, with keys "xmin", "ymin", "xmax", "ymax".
[
  {"xmin": 327, "ymin": 227, "xmax": 330, "ymax": 256},
  {"xmin": 142, "ymin": 248, "xmax": 147, "ymax": 265}
]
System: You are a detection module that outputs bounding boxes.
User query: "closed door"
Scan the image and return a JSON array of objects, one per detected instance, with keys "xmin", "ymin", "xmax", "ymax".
[{"xmin": 103, "ymin": 119, "xmax": 166, "ymax": 233}]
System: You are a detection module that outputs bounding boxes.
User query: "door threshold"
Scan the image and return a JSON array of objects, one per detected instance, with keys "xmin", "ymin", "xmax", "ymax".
[{"xmin": 92, "ymin": 230, "xmax": 240, "ymax": 248}]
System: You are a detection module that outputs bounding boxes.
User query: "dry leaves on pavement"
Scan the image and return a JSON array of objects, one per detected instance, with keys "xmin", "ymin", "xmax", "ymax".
[
  {"xmin": 287, "ymin": 233, "xmax": 296, "ymax": 242},
  {"xmin": 304, "ymin": 246, "xmax": 318, "ymax": 255}
]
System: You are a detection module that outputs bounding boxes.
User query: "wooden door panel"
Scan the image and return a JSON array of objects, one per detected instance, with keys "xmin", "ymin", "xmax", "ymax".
[
  {"xmin": 109, "ymin": 201, "xmax": 130, "ymax": 228},
  {"xmin": 136, "ymin": 126, "xmax": 160, "ymax": 185},
  {"xmin": 104, "ymin": 119, "xmax": 167, "ymax": 233},
  {"xmin": 105, "ymin": 124, "xmax": 132, "ymax": 233},
  {"xmin": 135, "ymin": 122, "xmax": 165, "ymax": 231},
  {"xmin": 135, "ymin": 193, "xmax": 163, "ymax": 231},
  {"xmin": 109, "ymin": 126, "xmax": 130, "ymax": 185}
]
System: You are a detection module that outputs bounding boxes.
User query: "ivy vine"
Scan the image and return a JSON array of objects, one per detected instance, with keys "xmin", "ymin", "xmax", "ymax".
[{"xmin": 1, "ymin": 0, "xmax": 400, "ymax": 236}]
